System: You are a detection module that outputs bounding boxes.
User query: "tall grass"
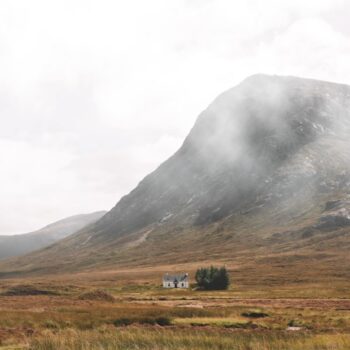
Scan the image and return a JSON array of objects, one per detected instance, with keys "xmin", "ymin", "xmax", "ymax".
[{"xmin": 30, "ymin": 328, "xmax": 350, "ymax": 350}]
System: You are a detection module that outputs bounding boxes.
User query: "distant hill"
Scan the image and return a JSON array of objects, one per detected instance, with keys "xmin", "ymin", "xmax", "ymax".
[
  {"xmin": 2, "ymin": 74, "xmax": 350, "ymax": 282},
  {"xmin": 0, "ymin": 211, "xmax": 106, "ymax": 260}
]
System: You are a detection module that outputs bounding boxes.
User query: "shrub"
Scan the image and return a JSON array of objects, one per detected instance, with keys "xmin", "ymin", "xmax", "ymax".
[
  {"xmin": 43, "ymin": 320, "xmax": 60, "ymax": 330},
  {"xmin": 288, "ymin": 319, "xmax": 306, "ymax": 328},
  {"xmin": 113, "ymin": 316, "xmax": 172, "ymax": 327},
  {"xmin": 195, "ymin": 266, "xmax": 230, "ymax": 290},
  {"xmin": 139, "ymin": 318, "xmax": 156, "ymax": 325},
  {"xmin": 113, "ymin": 318, "xmax": 133, "ymax": 327},
  {"xmin": 2, "ymin": 285, "xmax": 57, "ymax": 296},
  {"xmin": 78, "ymin": 289, "xmax": 115, "ymax": 302},
  {"xmin": 155, "ymin": 317, "xmax": 172, "ymax": 326}
]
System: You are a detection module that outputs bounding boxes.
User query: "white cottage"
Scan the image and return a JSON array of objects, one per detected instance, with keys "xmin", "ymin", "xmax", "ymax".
[{"xmin": 162, "ymin": 273, "xmax": 189, "ymax": 288}]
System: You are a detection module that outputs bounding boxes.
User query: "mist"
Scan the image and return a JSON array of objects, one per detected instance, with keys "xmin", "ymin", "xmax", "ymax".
[{"xmin": 1, "ymin": 0, "xmax": 350, "ymax": 235}]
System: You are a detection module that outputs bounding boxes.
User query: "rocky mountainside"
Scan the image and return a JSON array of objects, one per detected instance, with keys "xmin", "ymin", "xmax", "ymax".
[
  {"xmin": 0, "ymin": 211, "xmax": 106, "ymax": 260},
  {"xmin": 1, "ymin": 74, "xmax": 350, "ymax": 277}
]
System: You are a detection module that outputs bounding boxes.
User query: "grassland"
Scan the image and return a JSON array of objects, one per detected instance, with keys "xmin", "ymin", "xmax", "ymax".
[{"xmin": 1, "ymin": 267, "xmax": 350, "ymax": 349}]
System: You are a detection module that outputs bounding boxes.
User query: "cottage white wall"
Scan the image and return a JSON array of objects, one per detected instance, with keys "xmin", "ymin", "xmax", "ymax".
[
  {"xmin": 162, "ymin": 281, "xmax": 189, "ymax": 288},
  {"xmin": 163, "ymin": 281, "xmax": 174, "ymax": 288},
  {"xmin": 176, "ymin": 281, "xmax": 188, "ymax": 288}
]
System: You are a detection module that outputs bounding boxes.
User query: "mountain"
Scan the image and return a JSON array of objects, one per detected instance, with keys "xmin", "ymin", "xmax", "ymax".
[
  {"xmin": 1, "ymin": 74, "xmax": 350, "ymax": 280},
  {"xmin": 0, "ymin": 211, "xmax": 106, "ymax": 261}
]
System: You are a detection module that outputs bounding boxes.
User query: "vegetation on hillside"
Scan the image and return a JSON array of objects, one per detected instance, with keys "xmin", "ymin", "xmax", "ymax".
[{"xmin": 3, "ymin": 76, "xmax": 350, "ymax": 278}]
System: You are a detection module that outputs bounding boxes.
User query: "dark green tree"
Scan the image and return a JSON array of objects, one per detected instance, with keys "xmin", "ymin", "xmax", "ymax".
[{"xmin": 195, "ymin": 266, "xmax": 230, "ymax": 290}]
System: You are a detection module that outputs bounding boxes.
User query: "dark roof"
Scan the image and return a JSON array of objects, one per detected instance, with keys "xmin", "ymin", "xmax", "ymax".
[{"xmin": 163, "ymin": 273, "xmax": 188, "ymax": 282}]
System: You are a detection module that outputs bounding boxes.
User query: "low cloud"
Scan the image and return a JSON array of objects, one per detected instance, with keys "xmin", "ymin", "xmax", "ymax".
[{"xmin": 0, "ymin": 0, "xmax": 350, "ymax": 234}]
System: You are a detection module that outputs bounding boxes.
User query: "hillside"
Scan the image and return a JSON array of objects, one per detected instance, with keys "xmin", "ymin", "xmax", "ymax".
[
  {"xmin": 0, "ymin": 211, "xmax": 106, "ymax": 261},
  {"xmin": 1, "ymin": 74, "xmax": 350, "ymax": 280}
]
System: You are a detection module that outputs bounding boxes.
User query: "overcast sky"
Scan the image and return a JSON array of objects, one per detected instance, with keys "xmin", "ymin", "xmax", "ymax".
[{"xmin": 1, "ymin": 0, "xmax": 350, "ymax": 235}]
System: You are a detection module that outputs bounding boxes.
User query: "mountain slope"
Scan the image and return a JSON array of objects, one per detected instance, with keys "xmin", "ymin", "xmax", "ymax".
[
  {"xmin": 0, "ymin": 211, "xmax": 106, "ymax": 260},
  {"xmin": 1, "ymin": 74, "xmax": 350, "ymax": 277}
]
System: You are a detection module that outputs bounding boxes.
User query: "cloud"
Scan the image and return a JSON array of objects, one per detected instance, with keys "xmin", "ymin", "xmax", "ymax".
[
  {"xmin": 0, "ymin": 0, "xmax": 350, "ymax": 234},
  {"xmin": 254, "ymin": 18, "xmax": 350, "ymax": 82}
]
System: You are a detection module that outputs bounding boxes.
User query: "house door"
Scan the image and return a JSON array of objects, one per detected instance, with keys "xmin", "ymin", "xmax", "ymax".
[{"xmin": 174, "ymin": 279, "xmax": 178, "ymax": 288}]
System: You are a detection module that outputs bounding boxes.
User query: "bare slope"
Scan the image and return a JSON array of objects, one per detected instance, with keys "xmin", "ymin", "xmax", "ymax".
[
  {"xmin": 1, "ymin": 74, "xmax": 350, "ymax": 277},
  {"xmin": 0, "ymin": 211, "xmax": 106, "ymax": 260}
]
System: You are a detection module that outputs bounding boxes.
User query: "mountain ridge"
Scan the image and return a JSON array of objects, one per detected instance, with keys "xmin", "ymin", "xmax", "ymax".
[
  {"xmin": 1, "ymin": 74, "xmax": 350, "ymax": 278},
  {"xmin": 0, "ymin": 211, "xmax": 106, "ymax": 261}
]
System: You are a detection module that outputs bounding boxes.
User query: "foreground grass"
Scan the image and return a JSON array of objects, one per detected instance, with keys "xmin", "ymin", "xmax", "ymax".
[
  {"xmin": 30, "ymin": 328, "xmax": 350, "ymax": 350},
  {"xmin": 2, "ymin": 280, "xmax": 350, "ymax": 349}
]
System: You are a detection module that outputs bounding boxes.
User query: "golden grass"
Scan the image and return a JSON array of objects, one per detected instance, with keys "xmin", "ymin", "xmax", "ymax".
[
  {"xmin": 1, "ymin": 274, "xmax": 350, "ymax": 349},
  {"xmin": 30, "ymin": 328, "xmax": 350, "ymax": 350}
]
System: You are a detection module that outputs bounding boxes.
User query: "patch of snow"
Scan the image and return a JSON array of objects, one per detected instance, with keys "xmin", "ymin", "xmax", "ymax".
[
  {"xmin": 160, "ymin": 213, "xmax": 173, "ymax": 223},
  {"xmin": 81, "ymin": 235, "xmax": 92, "ymax": 246},
  {"xmin": 125, "ymin": 229, "xmax": 152, "ymax": 249},
  {"xmin": 186, "ymin": 197, "xmax": 194, "ymax": 205}
]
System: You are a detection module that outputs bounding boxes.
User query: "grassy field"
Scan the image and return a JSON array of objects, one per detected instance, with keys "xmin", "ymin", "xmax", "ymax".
[{"xmin": 1, "ymin": 269, "xmax": 350, "ymax": 349}]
